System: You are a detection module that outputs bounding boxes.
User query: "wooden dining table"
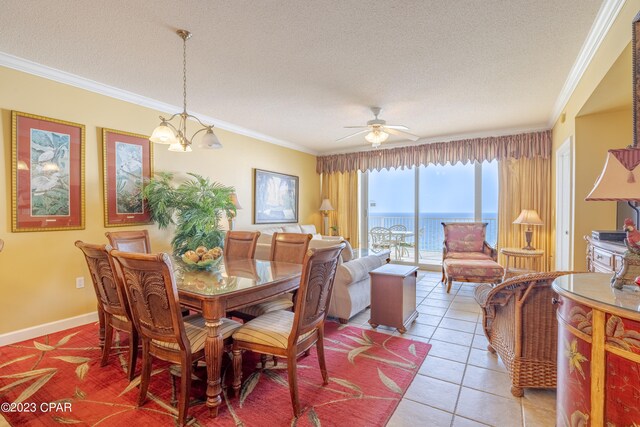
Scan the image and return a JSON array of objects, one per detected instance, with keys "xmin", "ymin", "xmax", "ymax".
[{"xmin": 174, "ymin": 257, "xmax": 302, "ymax": 417}]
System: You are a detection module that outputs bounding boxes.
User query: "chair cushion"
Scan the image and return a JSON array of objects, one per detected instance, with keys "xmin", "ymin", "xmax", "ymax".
[
  {"xmin": 443, "ymin": 258, "xmax": 504, "ymax": 279},
  {"xmin": 445, "ymin": 251, "xmax": 492, "ymax": 260},
  {"xmin": 235, "ymin": 295, "xmax": 294, "ymax": 318},
  {"xmin": 152, "ymin": 315, "xmax": 241, "ymax": 353},
  {"xmin": 444, "ymin": 223, "xmax": 487, "ymax": 252},
  {"xmin": 232, "ymin": 310, "xmax": 315, "ymax": 349}
]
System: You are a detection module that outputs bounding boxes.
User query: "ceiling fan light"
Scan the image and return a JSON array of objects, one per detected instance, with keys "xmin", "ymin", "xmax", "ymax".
[
  {"xmin": 150, "ymin": 122, "xmax": 177, "ymax": 144},
  {"xmin": 200, "ymin": 128, "xmax": 223, "ymax": 149},
  {"xmin": 168, "ymin": 142, "xmax": 192, "ymax": 152},
  {"xmin": 365, "ymin": 130, "xmax": 389, "ymax": 145}
]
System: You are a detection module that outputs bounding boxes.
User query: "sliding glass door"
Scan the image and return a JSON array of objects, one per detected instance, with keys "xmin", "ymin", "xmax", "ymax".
[{"xmin": 362, "ymin": 161, "xmax": 498, "ymax": 267}]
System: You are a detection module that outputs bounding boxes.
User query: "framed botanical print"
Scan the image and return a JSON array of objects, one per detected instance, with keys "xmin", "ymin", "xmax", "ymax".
[
  {"xmin": 102, "ymin": 128, "xmax": 153, "ymax": 227},
  {"xmin": 253, "ymin": 169, "xmax": 299, "ymax": 224},
  {"xmin": 11, "ymin": 111, "xmax": 85, "ymax": 232}
]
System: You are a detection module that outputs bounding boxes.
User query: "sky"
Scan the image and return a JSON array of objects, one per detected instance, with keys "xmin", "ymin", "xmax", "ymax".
[{"xmin": 368, "ymin": 161, "xmax": 498, "ymax": 214}]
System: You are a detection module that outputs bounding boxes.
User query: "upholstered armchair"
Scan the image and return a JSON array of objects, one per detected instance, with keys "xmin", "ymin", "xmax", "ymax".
[
  {"xmin": 474, "ymin": 271, "xmax": 575, "ymax": 397},
  {"xmin": 441, "ymin": 222, "xmax": 503, "ymax": 293}
]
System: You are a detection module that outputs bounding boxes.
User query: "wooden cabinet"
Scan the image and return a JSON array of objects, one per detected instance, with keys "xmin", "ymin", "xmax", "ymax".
[
  {"xmin": 585, "ymin": 236, "xmax": 625, "ymax": 274},
  {"xmin": 368, "ymin": 264, "xmax": 418, "ymax": 334},
  {"xmin": 553, "ymin": 274, "xmax": 640, "ymax": 427}
]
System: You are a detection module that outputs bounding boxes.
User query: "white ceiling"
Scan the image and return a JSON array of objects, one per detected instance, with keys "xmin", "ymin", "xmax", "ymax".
[{"xmin": 0, "ymin": 1, "xmax": 605, "ymax": 154}]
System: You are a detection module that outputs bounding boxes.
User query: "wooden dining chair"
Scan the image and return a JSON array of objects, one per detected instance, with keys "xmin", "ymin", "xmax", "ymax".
[
  {"xmin": 109, "ymin": 249, "xmax": 242, "ymax": 427},
  {"xmin": 232, "ymin": 243, "xmax": 345, "ymax": 416},
  {"xmin": 105, "ymin": 230, "xmax": 152, "ymax": 253},
  {"xmin": 223, "ymin": 231, "xmax": 261, "ymax": 260},
  {"xmin": 75, "ymin": 241, "xmax": 138, "ymax": 380},
  {"xmin": 231, "ymin": 232, "xmax": 312, "ymax": 321}
]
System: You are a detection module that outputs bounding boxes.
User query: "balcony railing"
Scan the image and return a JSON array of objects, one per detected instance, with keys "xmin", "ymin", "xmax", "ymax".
[{"xmin": 367, "ymin": 214, "xmax": 498, "ymax": 263}]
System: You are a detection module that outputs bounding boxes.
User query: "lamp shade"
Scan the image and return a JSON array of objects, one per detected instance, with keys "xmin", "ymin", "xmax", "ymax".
[
  {"xmin": 200, "ymin": 129, "xmax": 223, "ymax": 149},
  {"xmin": 319, "ymin": 199, "xmax": 334, "ymax": 211},
  {"xmin": 229, "ymin": 192, "xmax": 242, "ymax": 209},
  {"xmin": 513, "ymin": 209, "xmax": 543, "ymax": 226},
  {"xmin": 150, "ymin": 123, "xmax": 176, "ymax": 144},
  {"xmin": 586, "ymin": 148, "xmax": 640, "ymax": 201},
  {"xmin": 365, "ymin": 130, "xmax": 389, "ymax": 145}
]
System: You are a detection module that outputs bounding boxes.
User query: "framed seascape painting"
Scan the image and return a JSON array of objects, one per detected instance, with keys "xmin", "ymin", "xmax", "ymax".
[
  {"xmin": 11, "ymin": 111, "xmax": 85, "ymax": 232},
  {"xmin": 102, "ymin": 128, "xmax": 153, "ymax": 227},
  {"xmin": 253, "ymin": 169, "xmax": 299, "ymax": 224}
]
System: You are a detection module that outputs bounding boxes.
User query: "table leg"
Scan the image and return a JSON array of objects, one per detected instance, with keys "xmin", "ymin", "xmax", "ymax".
[{"xmin": 204, "ymin": 318, "xmax": 223, "ymax": 417}]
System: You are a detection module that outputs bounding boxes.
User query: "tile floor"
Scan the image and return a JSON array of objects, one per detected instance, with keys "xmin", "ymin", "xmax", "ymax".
[{"xmin": 342, "ymin": 271, "xmax": 556, "ymax": 427}]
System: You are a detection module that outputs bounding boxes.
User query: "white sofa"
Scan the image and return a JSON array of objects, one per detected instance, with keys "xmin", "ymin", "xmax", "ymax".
[{"xmin": 247, "ymin": 224, "xmax": 390, "ymax": 323}]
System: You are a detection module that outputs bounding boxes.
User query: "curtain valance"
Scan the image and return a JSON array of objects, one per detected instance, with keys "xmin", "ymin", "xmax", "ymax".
[{"xmin": 316, "ymin": 130, "xmax": 552, "ymax": 174}]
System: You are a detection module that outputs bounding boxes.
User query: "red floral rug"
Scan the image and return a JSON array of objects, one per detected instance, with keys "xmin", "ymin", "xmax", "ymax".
[{"xmin": 0, "ymin": 321, "xmax": 429, "ymax": 426}]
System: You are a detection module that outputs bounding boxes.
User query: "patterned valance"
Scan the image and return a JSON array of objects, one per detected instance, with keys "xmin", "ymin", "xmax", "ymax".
[{"xmin": 316, "ymin": 130, "xmax": 552, "ymax": 174}]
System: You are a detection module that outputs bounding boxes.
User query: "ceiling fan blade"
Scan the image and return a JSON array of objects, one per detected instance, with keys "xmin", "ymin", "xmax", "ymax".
[
  {"xmin": 343, "ymin": 125, "xmax": 370, "ymax": 129},
  {"xmin": 384, "ymin": 125, "xmax": 409, "ymax": 130},
  {"xmin": 383, "ymin": 127, "xmax": 420, "ymax": 141},
  {"xmin": 336, "ymin": 129, "xmax": 369, "ymax": 142}
]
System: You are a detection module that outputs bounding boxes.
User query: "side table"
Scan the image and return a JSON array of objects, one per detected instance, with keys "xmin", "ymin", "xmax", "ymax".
[
  {"xmin": 368, "ymin": 264, "xmax": 419, "ymax": 333},
  {"xmin": 500, "ymin": 247, "xmax": 544, "ymax": 279}
]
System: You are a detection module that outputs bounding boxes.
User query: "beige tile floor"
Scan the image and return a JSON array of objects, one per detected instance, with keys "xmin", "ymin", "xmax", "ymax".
[{"xmin": 342, "ymin": 271, "xmax": 556, "ymax": 427}]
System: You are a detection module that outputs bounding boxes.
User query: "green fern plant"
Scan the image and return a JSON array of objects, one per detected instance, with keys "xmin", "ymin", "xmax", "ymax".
[{"xmin": 143, "ymin": 172, "xmax": 235, "ymax": 255}]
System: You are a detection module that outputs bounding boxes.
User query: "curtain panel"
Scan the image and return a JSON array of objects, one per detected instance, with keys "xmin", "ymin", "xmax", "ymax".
[
  {"xmin": 317, "ymin": 130, "xmax": 551, "ymax": 174},
  {"xmin": 321, "ymin": 171, "xmax": 359, "ymax": 248},
  {"xmin": 497, "ymin": 157, "xmax": 552, "ymax": 271}
]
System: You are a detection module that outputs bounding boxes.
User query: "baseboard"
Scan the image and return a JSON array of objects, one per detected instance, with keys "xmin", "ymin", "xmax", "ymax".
[{"xmin": 0, "ymin": 312, "xmax": 99, "ymax": 346}]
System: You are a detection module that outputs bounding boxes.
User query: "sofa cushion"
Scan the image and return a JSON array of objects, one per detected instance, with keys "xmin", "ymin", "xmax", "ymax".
[
  {"xmin": 282, "ymin": 224, "xmax": 303, "ymax": 233},
  {"xmin": 443, "ymin": 258, "xmax": 504, "ymax": 279},
  {"xmin": 446, "ymin": 251, "xmax": 492, "ymax": 260},
  {"xmin": 444, "ymin": 223, "xmax": 487, "ymax": 252},
  {"xmin": 300, "ymin": 224, "xmax": 317, "ymax": 234},
  {"xmin": 336, "ymin": 255, "xmax": 383, "ymax": 285}
]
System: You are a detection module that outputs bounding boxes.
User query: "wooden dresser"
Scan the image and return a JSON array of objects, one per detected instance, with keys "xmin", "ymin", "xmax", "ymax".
[
  {"xmin": 585, "ymin": 236, "xmax": 626, "ymax": 274},
  {"xmin": 553, "ymin": 274, "xmax": 640, "ymax": 427}
]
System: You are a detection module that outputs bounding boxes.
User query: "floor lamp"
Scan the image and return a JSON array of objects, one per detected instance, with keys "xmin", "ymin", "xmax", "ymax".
[
  {"xmin": 228, "ymin": 192, "xmax": 242, "ymax": 230},
  {"xmin": 319, "ymin": 199, "xmax": 334, "ymax": 235}
]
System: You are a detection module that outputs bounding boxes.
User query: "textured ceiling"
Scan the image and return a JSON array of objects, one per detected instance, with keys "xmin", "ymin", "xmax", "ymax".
[{"xmin": 0, "ymin": 0, "xmax": 604, "ymax": 154}]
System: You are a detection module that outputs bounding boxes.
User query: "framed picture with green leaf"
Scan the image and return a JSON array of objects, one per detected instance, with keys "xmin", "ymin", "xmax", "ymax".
[
  {"xmin": 102, "ymin": 128, "xmax": 153, "ymax": 227},
  {"xmin": 11, "ymin": 111, "xmax": 85, "ymax": 232}
]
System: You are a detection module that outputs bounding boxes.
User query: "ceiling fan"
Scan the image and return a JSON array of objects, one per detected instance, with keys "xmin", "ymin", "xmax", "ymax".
[{"xmin": 336, "ymin": 107, "xmax": 420, "ymax": 147}]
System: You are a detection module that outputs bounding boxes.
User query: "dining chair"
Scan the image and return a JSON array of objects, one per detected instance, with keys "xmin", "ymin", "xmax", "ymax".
[
  {"xmin": 231, "ymin": 243, "xmax": 345, "ymax": 416},
  {"xmin": 75, "ymin": 241, "xmax": 138, "ymax": 380},
  {"xmin": 223, "ymin": 230, "xmax": 261, "ymax": 260},
  {"xmin": 109, "ymin": 249, "xmax": 242, "ymax": 427},
  {"xmin": 105, "ymin": 230, "xmax": 151, "ymax": 253},
  {"xmin": 231, "ymin": 232, "xmax": 313, "ymax": 321}
]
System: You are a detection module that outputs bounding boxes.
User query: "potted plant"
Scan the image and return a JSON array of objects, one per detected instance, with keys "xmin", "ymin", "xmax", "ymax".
[{"xmin": 143, "ymin": 172, "xmax": 236, "ymax": 255}]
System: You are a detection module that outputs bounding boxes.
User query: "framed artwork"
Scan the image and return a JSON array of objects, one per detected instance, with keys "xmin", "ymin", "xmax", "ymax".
[
  {"xmin": 253, "ymin": 169, "xmax": 299, "ymax": 224},
  {"xmin": 11, "ymin": 111, "xmax": 85, "ymax": 232},
  {"xmin": 102, "ymin": 128, "xmax": 153, "ymax": 227}
]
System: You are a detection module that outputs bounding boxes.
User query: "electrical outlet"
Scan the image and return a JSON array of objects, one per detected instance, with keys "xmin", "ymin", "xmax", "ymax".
[{"xmin": 75, "ymin": 277, "xmax": 85, "ymax": 289}]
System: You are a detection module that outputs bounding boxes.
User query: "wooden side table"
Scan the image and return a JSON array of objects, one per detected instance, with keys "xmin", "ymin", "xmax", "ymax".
[
  {"xmin": 368, "ymin": 264, "xmax": 419, "ymax": 333},
  {"xmin": 500, "ymin": 247, "xmax": 544, "ymax": 279}
]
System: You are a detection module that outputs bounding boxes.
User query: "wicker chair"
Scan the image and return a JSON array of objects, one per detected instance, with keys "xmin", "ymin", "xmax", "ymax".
[{"xmin": 474, "ymin": 271, "xmax": 575, "ymax": 397}]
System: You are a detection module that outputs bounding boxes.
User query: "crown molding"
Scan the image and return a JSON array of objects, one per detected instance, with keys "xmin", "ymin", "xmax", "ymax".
[
  {"xmin": 0, "ymin": 52, "xmax": 318, "ymax": 156},
  {"xmin": 321, "ymin": 125, "xmax": 549, "ymax": 155},
  {"xmin": 548, "ymin": 0, "xmax": 626, "ymax": 127}
]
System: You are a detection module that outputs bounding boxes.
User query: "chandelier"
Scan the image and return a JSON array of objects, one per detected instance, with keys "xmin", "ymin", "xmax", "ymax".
[
  {"xmin": 364, "ymin": 128, "xmax": 389, "ymax": 148},
  {"xmin": 149, "ymin": 29, "xmax": 222, "ymax": 152}
]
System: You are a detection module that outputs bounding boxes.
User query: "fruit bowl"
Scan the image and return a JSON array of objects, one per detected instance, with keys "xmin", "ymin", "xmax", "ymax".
[
  {"xmin": 181, "ymin": 246, "xmax": 223, "ymax": 270},
  {"xmin": 181, "ymin": 255, "xmax": 222, "ymax": 270}
]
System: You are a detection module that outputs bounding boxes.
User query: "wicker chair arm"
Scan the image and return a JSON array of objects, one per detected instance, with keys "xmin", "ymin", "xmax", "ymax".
[{"xmin": 474, "ymin": 283, "xmax": 494, "ymax": 307}]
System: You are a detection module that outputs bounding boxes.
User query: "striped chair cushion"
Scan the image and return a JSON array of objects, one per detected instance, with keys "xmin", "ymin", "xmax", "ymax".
[
  {"xmin": 232, "ymin": 310, "xmax": 315, "ymax": 349},
  {"xmin": 235, "ymin": 295, "xmax": 294, "ymax": 318},
  {"xmin": 152, "ymin": 315, "xmax": 241, "ymax": 353}
]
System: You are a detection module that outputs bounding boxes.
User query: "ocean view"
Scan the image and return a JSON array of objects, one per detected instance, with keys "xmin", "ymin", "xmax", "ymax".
[{"xmin": 368, "ymin": 212, "xmax": 498, "ymax": 254}]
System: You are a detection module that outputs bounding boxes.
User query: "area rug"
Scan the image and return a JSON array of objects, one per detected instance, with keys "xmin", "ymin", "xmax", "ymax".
[{"xmin": 0, "ymin": 321, "xmax": 430, "ymax": 426}]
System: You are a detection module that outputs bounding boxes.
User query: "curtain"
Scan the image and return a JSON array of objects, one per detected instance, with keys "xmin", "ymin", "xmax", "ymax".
[
  {"xmin": 321, "ymin": 171, "xmax": 359, "ymax": 248},
  {"xmin": 497, "ymin": 157, "xmax": 552, "ymax": 271},
  {"xmin": 317, "ymin": 130, "xmax": 551, "ymax": 174}
]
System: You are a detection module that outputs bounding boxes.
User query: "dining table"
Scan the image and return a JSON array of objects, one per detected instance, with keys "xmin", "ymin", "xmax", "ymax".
[{"xmin": 174, "ymin": 257, "xmax": 303, "ymax": 417}]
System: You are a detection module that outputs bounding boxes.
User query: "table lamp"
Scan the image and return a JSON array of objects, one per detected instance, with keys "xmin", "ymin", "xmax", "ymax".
[
  {"xmin": 513, "ymin": 209, "xmax": 543, "ymax": 250},
  {"xmin": 228, "ymin": 192, "xmax": 242, "ymax": 230},
  {"xmin": 586, "ymin": 147, "xmax": 640, "ymax": 288},
  {"xmin": 319, "ymin": 198, "xmax": 335, "ymax": 235}
]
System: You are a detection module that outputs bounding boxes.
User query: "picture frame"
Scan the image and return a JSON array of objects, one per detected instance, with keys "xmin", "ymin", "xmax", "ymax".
[
  {"xmin": 102, "ymin": 128, "xmax": 153, "ymax": 227},
  {"xmin": 11, "ymin": 111, "xmax": 85, "ymax": 232},
  {"xmin": 253, "ymin": 169, "xmax": 299, "ymax": 224}
]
